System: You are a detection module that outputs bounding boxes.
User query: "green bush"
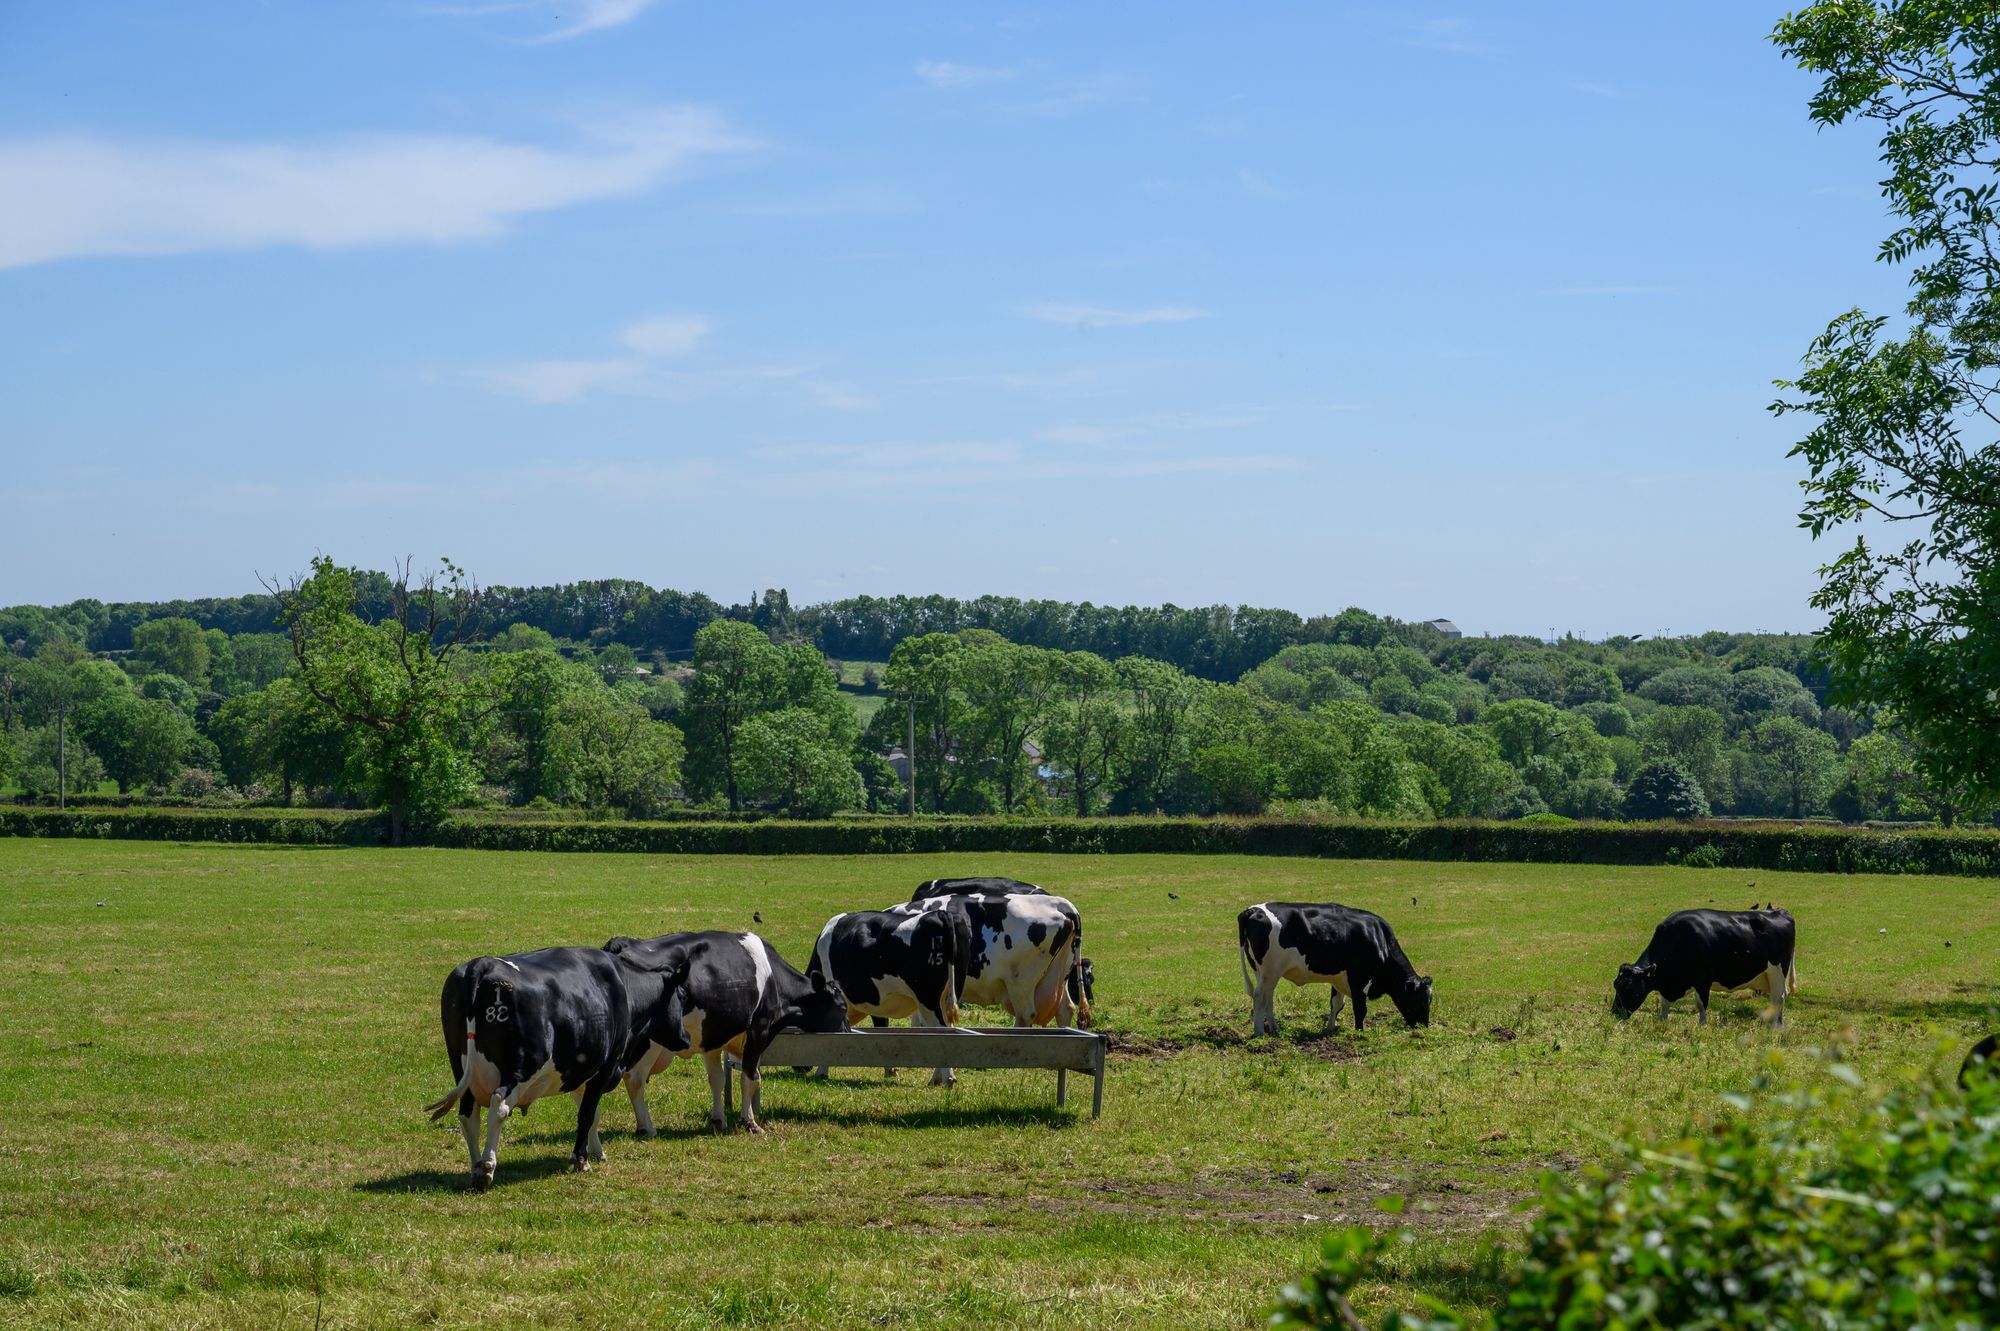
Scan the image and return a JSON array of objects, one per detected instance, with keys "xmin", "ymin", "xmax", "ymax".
[
  {"xmin": 1274, "ymin": 1060, "xmax": 2000, "ymax": 1329},
  {"xmin": 1624, "ymin": 760, "xmax": 1711, "ymax": 820}
]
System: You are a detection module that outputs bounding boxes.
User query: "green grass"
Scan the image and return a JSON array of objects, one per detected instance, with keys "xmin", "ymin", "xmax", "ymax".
[{"xmin": 0, "ymin": 842, "xmax": 1993, "ymax": 1329}]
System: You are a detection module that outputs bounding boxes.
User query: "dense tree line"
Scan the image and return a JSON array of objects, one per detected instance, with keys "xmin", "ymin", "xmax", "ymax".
[
  {"xmin": 3, "ymin": 565, "xmax": 1984, "ymax": 831},
  {"xmin": 3, "ymin": 579, "xmax": 1466, "ymax": 682}
]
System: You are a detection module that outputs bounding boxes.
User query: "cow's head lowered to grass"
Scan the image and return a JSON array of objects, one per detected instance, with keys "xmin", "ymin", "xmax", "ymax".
[
  {"xmin": 1388, "ymin": 973, "xmax": 1433, "ymax": 1028},
  {"xmin": 1612, "ymin": 962, "xmax": 1657, "ymax": 1018}
]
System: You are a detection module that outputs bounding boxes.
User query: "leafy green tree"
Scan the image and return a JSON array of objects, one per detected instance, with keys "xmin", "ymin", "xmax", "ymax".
[
  {"xmin": 1391, "ymin": 717, "xmax": 1514, "ymax": 819},
  {"xmin": 1755, "ymin": 716, "xmax": 1841, "ymax": 818},
  {"xmin": 1193, "ymin": 742, "xmax": 1274, "ymax": 814},
  {"xmin": 681, "ymin": 620, "xmax": 784, "ymax": 811},
  {"xmin": 1483, "ymin": 699, "xmax": 1614, "ymax": 807},
  {"xmin": 1634, "ymin": 705, "xmax": 1732, "ymax": 810},
  {"xmin": 1116, "ymin": 655, "xmax": 1207, "ymax": 813},
  {"xmin": 961, "ymin": 637, "xmax": 1059, "ymax": 813},
  {"xmin": 1636, "ymin": 666, "xmax": 1732, "ymax": 711},
  {"xmin": 595, "ymin": 641, "xmax": 640, "ymax": 685},
  {"xmin": 78, "ymin": 693, "xmax": 196, "ymax": 793},
  {"xmin": 12, "ymin": 722, "xmax": 106, "ymax": 796},
  {"xmin": 880, "ymin": 632, "xmax": 972, "ymax": 813},
  {"xmin": 276, "ymin": 557, "xmax": 487, "ymax": 842},
  {"xmin": 1041, "ymin": 651, "xmax": 1126, "ymax": 816},
  {"xmin": 1728, "ymin": 666, "xmax": 1819, "ymax": 724},
  {"xmin": 487, "ymin": 622, "xmax": 561, "ymax": 654},
  {"xmin": 1771, "ymin": 4, "xmax": 2000, "ymax": 811},
  {"xmin": 735, "ymin": 707, "xmax": 863, "ymax": 817},
  {"xmin": 1623, "ymin": 759, "xmax": 1710, "ymax": 821},
  {"xmin": 546, "ymin": 689, "xmax": 684, "ymax": 814},
  {"xmin": 131, "ymin": 617, "xmax": 211, "ymax": 687},
  {"xmin": 137, "ymin": 673, "xmax": 198, "ymax": 717},
  {"xmin": 224, "ymin": 633, "xmax": 293, "ymax": 693}
]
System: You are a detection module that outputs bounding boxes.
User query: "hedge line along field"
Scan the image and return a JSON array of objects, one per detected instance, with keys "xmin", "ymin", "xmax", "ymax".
[{"xmin": 0, "ymin": 842, "xmax": 1993, "ymax": 1330}]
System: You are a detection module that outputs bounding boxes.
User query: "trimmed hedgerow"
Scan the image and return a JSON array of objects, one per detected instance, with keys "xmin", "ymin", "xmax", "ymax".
[
  {"xmin": 0, "ymin": 808, "xmax": 385, "ymax": 845},
  {"xmin": 3, "ymin": 808, "xmax": 1997, "ymax": 874}
]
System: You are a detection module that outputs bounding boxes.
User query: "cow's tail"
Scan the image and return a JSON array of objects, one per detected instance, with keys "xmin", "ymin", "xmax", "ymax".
[
  {"xmin": 940, "ymin": 959, "xmax": 960, "ymax": 1026},
  {"xmin": 423, "ymin": 961, "xmax": 490, "ymax": 1121},
  {"xmin": 1238, "ymin": 913, "xmax": 1261, "ymax": 1000}
]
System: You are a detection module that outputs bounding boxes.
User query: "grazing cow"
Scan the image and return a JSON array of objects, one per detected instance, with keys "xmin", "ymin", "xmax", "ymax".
[
  {"xmin": 422, "ymin": 947, "xmax": 692, "ymax": 1191},
  {"xmin": 1238, "ymin": 902, "xmax": 1433, "ymax": 1035},
  {"xmin": 1611, "ymin": 907, "xmax": 1798, "ymax": 1026},
  {"xmin": 604, "ymin": 931, "xmax": 849, "ymax": 1134}
]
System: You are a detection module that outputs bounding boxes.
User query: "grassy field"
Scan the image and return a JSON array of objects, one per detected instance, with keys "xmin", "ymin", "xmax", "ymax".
[{"xmin": 0, "ymin": 842, "xmax": 1993, "ymax": 1330}]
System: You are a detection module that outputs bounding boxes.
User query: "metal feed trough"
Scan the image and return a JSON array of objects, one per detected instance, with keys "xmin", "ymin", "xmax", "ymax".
[{"xmin": 724, "ymin": 1026, "xmax": 1110, "ymax": 1118}]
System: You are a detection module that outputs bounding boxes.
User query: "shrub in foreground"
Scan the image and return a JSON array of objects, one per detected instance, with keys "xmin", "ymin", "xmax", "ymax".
[{"xmin": 1272, "ymin": 1060, "xmax": 2000, "ymax": 1330}]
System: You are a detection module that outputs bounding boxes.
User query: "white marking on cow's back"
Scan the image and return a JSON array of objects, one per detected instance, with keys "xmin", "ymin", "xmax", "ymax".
[
  {"xmin": 739, "ymin": 933, "xmax": 772, "ymax": 1006},
  {"xmin": 891, "ymin": 913, "xmax": 925, "ymax": 943},
  {"xmin": 499, "ymin": 957, "xmax": 522, "ymax": 972}
]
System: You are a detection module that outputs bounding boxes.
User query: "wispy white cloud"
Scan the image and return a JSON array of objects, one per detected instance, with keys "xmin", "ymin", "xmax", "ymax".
[
  {"xmin": 1020, "ymin": 302, "xmax": 1209, "ymax": 329},
  {"xmin": 1545, "ymin": 285, "xmax": 1674, "ymax": 297},
  {"xmin": 1570, "ymin": 81, "xmax": 1620, "ymax": 98},
  {"xmin": 621, "ymin": 313, "xmax": 710, "ymax": 357},
  {"xmin": 476, "ymin": 311, "xmax": 711, "ymax": 404},
  {"xmin": 428, "ymin": 0, "xmax": 659, "ymax": 43},
  {"xmin": 0, "ymin": 107, "xmax": 756, "ymax": 271},
  {"xmin": 916, "ymin": 59, "xmax": 1016, "ymax": 90}
]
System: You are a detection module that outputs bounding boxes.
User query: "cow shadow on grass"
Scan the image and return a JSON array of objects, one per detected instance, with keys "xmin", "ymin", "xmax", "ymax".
[
  {"xmin": 356, "ymin": 1154, "xmax": 577, "ymax": 1194},
  {"xmin": 754, "ymin": 1101, "xmax": 1078, "ymax": 1131},
  {"xmin": 1821, "ymin": 982, "xmax": 2000, "ymax": 1027}
]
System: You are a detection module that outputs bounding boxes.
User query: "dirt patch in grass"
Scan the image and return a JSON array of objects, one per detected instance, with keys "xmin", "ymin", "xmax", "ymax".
[{"xmin": 1070, "ymin": 1164, "xmax": 1534, "ymax": 1229}]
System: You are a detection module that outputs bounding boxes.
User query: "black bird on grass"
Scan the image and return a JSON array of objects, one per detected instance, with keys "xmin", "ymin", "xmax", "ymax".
[
  {"xmin": 1167, "ymin": 892, "xmax": 1178, "ymax": 900},
  {"xmin": 753, "ymin": 911, "xmax": 763, "ymax": 923}
]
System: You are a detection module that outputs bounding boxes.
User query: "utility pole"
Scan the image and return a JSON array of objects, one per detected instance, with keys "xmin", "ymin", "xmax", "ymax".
[
  {"xmin": 904, "ymin": 697, "xmax": 917, "ymax": 816},
  {"xmin": 57, "ymin": 696, "xmax": 66, "ymax": 812}
]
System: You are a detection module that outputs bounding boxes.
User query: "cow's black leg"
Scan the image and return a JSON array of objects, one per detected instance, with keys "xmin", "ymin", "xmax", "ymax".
[
  {"xmin": 1696, "ymin": 984, "xmax": 1711, "ymax": 1026},
  {"xmin": 739, "ymin": 1047, "xmax": 767, "ymax": 1134},
  {"xmin": 1351, "ymin": 990, "xmax": 1368, "ymax": 1031},
  {"xmin": 571, "ymin": 1080, "xmax": 609, "ymax": 1171}
]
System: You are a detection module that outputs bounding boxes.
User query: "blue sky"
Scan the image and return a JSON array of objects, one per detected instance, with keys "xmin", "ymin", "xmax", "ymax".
[{"xmin": 0, "ymin": 2, "xmax": 1904, "ymax": 635}]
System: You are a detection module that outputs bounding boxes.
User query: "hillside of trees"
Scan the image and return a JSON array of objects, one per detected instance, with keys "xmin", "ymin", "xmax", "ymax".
[{"xmin": 1, "ymin": 568, "xmax": 1986, "ymax": 830}]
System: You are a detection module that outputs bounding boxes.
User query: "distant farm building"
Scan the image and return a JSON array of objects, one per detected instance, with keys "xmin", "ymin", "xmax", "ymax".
[{"xmin": 1425, "ymin": 618, "xmax": 1463, "ymax": 639}]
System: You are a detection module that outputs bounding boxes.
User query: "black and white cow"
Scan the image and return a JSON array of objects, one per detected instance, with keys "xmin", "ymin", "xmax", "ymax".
[
  {"xmin": 811, "ymin": 906, "xmax": 971, "ymax": 1027},
  {"xmin": 1238, "ymin": 902, "xmax": 1433, "ymax": 1035},
  {"xmin": 1611, "ymin": 907, "xmax": 1798, "ymax": 1026},
  {"xmin": 906, "ymin": 878, "xmax": 1095, "ymax": 1025},
  {"xmin": 603, "ymin": 931, "xmax": 849, "ymax": 1134},
  {"xmin": 913, "ymin": 876, "xmax": 1048, "ymax": 897},
  {"xmin": 422, "ymin": 946, "xmax": 692, "ymax": 1191},
  {"xmin": 808, "ymin": 906, "xmax": 970, "ymax": 1078},
  {"xmin": 887, "ymin": 887, "xmax": 1091, "ymax": 1086},
  {"xmin": 896, "ymin": 889, "xmax": 1088, "ymax": 1027}
]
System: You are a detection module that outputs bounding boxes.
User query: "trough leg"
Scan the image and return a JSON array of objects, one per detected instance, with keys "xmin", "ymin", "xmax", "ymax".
[
  {"xmin": 1092, "ymin": 1050, "xmax": 1104, "ymax": 1119},
  {"xmin": 1057, "ymin": 1067, "xmax": 1067, "ymax": 1107}
]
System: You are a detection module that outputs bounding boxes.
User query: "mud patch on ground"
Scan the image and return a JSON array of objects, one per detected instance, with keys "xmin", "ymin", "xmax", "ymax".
[{"xmin": 1070, "ymin": 1163, "xmax": 1538, "ymax": 1229}]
